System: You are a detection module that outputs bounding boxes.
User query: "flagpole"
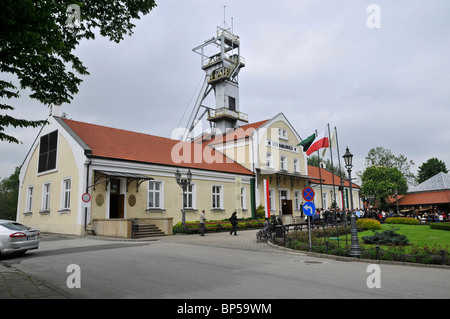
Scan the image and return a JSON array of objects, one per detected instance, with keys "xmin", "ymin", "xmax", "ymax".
[
  {"xmin": 335, "ymin": 126, "xmax": 348, "ymax": 248},
  {"xmin": 316, "ymin": 130, "xmax": 324, "ymax": 210},
  {"xmin": 334, "ymin": 126, "xmax": 344, "ymax": 208},
  {"xmin": 327, "ymin": 123, "xmax": 337, "ymax": 207}
]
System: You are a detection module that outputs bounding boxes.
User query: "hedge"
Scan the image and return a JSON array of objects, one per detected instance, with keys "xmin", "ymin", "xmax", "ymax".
[
  {"xmin": 356, "ymin": 218, "xmax": 382, "ymax": 230},
  {"xmin": 173, "ymin": 219, "xmax": 266, "ymax": 233},
  {"xmin": 430, "ymin": 223, "xmax": 450, "ymax": 231},
  {"xmin": 385, "ymin": 217, "xmax": 419, "ymax": 225}
]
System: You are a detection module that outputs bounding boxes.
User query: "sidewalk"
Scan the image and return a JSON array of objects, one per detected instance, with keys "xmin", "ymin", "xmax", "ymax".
[{"xmin": 0, "ymin": 263, "xmax": 67, "ymax": 299}]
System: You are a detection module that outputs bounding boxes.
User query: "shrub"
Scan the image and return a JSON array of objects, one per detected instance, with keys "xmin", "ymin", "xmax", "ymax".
[
  {"xmin": 362, "ymin": 227, "xmax": 410, "ymax": 246},
  {"xmin": 356, "ymin": 218, "xmax": 382, "ymax": 230},
  {"xmin": 430, "ymin": 223, "xmax": 450, "ymax": 231},
  {"xmin": 385, "ymin": 217, "xmax": 419, "ymax": 225},
  {"xmin": 256, "ymin": 204, "xmax": 265, "ymax": 220}
]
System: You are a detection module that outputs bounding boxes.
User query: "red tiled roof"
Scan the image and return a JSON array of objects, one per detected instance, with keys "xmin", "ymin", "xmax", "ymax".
[
  {"xmin": 396, "ymin": 191, "xmax": 450, "ymax": 206},
  {"xmin": 307, "ymin": 165, "xmax": 359, "ymax": 189},
  {"xmin": 198, "ymin": 119, "xmax": 269, "ymax": 147},
  {"xmin": 62, "ymin": 119, "xmax": 254, "ymax": 176}
]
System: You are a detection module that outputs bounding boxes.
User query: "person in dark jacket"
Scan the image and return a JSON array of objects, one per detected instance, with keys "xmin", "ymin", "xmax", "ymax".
[{"xmin": 230, "ymin": 211, "xmax": 238, "ymax": 236}]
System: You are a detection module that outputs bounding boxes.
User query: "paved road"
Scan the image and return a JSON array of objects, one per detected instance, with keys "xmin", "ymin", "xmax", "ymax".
[{"xmin": 1, "ymin": 229, "xmax": 449, "ymax": 299}]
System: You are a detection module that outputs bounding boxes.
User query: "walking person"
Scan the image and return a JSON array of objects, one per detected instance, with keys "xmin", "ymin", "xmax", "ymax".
[
  {"xmin": 229, "ymin": 211, "xmax": 238, "ymax": 236},
  {"xmin": 199, "ymin": 210, "xmax": 206, "ymax": 236}
]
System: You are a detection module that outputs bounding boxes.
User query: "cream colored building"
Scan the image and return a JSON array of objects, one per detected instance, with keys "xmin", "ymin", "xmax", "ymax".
[
  {"xmin": 17, "ymin": 107, "xmax": 255, "ymax": 237},
  {"xmin": 205, "ymin": 113, "xmax": 311, "ymax": 224}
]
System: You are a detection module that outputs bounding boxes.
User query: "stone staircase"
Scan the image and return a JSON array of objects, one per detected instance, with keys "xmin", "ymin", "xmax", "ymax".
[{"xmin": 132, "ymin": 221, "xmax": 166, "ymax": 238}]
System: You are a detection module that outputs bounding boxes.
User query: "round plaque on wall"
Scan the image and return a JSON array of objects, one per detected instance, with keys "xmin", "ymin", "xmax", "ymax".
[
  {"xmin": 128, "ymin": 194, "xmax": 136, "ymax": 207},
  {"xmin": 95, "ymin": 194, "xmax": 104, "ymax": 206}
]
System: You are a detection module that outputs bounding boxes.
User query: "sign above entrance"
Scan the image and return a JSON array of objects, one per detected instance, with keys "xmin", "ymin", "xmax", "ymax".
[{"xmin": 302, "ymin": 187, "xmax": 315, "ymax": 201}]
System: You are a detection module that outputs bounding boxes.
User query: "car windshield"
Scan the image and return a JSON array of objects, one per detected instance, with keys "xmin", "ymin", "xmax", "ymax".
[{"xmin": 0, "ymin": 222, "xmax": 30, "ymax": 231}]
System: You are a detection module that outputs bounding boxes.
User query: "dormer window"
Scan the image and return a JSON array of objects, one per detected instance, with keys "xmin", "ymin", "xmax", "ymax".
[{"xmin": 38, "ymin": 130, "xmax": 58, "ymax": 173}]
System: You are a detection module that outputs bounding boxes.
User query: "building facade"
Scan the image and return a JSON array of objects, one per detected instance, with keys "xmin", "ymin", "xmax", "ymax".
[
  {"xmin": 17, "ymin": 109, "xmax": 255, "ymax": 237},
  {"xmin": 16, "ymin": 23, "xmax": 361, "ymax": 237}
]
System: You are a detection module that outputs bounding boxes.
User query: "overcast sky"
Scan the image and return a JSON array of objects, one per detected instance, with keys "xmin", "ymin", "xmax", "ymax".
[{"xmin": 1, "ymin": 0, "xmax": 450, "ymax": 185}]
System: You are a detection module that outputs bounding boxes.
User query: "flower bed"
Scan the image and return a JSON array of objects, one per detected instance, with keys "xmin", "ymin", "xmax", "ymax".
[{"xmin": 173, "ymin": 219, "xmax": 265, "ymax": 234}]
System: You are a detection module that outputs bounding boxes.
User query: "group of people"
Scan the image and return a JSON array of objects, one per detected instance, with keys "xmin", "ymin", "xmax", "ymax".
[
  {"xmin": 410, "ymin": 212, "xmax": 448, "ymax": 223},
  {"xmin": 302, "ymin": 207, "xmax": 391, "ymax": 224}
]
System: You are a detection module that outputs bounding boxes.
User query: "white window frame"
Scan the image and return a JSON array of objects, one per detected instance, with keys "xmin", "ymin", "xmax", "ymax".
[
  {"xmin": 269, "ymin": 188, "xmax": 275, "ymax": 211},
  {"xmin": 60, "ymin": 178, "xmax": 71, "ymax": 210},
  {"xmin": 323, "ymin": 192, "xmax": 328, "ymax": 209},
  {"xmin": 278, "ymin": 128, "xmax": 288, "ymax": 140},
  {"xmin": 293, "ymin": 158, "xmax": 299, "ymax": 173},
  {"xmin": 183, "ymin": 183, "xmax": 196, "ymax": 209},
  {"xmin": 241, "ymin": 187, "xmax": 247, "ymax": 210},
  {"xmin": 26, "ymin": 186, "xmax": 33, "ymax": 212},
  {"xmin": 266, "ymin": 152, "xmax": 273, "ymax": 168},
  {"xmin": 42, "ymin": 182, "xmax": 51, "ymax": 212},
  {"xmin": 212, "ymin": 185, "xmax": 224, "ymax": 209},
  {"xmin": 294, "ymin": 190, "xmax": 301, "ymax": 211},
  {"xmin": 280, "ymin": 156, "xmax": 287, "ymax": 171},
  {"xmin": 148, "ymin": 180, "xmax": 164, "ymax": 209}
]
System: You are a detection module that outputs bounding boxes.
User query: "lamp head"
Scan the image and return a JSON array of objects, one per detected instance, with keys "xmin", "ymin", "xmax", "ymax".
[{"xmin": 343, "ymin": 147, "xmax": 353, "ymax": 169}]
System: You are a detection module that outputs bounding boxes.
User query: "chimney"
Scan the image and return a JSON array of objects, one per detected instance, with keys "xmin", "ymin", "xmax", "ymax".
[{"xmin": 49, "ymin": 102, "xmax": 61, "ymax": 117}]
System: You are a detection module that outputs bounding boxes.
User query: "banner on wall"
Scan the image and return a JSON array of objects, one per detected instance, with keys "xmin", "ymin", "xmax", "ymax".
[{"xmin": 263, "ymin": 179, "xmax": 270, "ymax": 218}]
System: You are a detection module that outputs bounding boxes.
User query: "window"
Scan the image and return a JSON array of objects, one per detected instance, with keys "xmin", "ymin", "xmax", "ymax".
[
  {"xmin": 241, "ymin": 187, "xmax": 247, "ymax": 210},
  {"xmin": 228, "ymin": 96, "xmax": 236, "ymax": 111},
  {"xmin": 278, "ymin": 128, "xmax": 288, "ymax": 140},
  {"xmin": 293, "ymin": 158, "xmax": 299, "ymax": 173},
  {"xmin": 42, "ymin": 183, "xmax": 51, "ymax": 211},
  {"xmin": 266, "ymin": 153, "xmax": 272, "ymax": 168},
  {"xmin": 61, "ymin": 179, "xmax": 71, "ymax": 210},
  {"xmin": 183, "ymin": 184, "xmax": 196, "ymax": 209},
  {"xmin": 26, "ymin": 186, "xmax": 33, "ymax": 212},
  {"xmin": 280, "ymin": 156, "xmax": 287, "ymax": 171},
  {"xmin": 148, "ymin": 181, "xmax": 163, "ymax": 209},
  {"xmin": 212, "ymin": 185, "xmax": 223, "ymax": 209},
  {"xmin": 269, "ymin": 189, "xmax": 275, "ymax": 211},
  {"xmin": 38, "ymin": 130, "xmax": 58, "ymax": 173},
  {"xmin": 323, "ymin": 192, "xmax": 328, "ymax": 209},
  {"xmin": 294, "ymin": 191, "xmax": 301, "ymax": 210}
]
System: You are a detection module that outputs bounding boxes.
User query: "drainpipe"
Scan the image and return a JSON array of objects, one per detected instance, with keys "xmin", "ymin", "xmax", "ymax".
[{"xmin": 84, "ymin": 150, "xmax": 95, "ymax": 235}]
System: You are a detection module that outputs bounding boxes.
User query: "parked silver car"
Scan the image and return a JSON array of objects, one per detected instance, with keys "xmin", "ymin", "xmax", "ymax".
[{"xmin": 0, "ymin": 220, "xmax": 40, "ymax": 257}]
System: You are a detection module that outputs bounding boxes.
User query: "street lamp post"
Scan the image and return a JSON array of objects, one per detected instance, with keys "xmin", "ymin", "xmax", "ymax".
[
  {"xmin": 343, "ymin": 147, "xmax": 361, "ymax": 257},
  {"xmin": 175, "ymin": 169, "xmax": 192, "ymax": 231},
  {"xmin": 340, "ymin": 177, "xmax": 348, "ymax": 248}
]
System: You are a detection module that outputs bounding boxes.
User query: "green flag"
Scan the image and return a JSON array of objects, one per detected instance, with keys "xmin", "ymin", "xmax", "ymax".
[{"xmin": 297, "ymin": 133, "xmax": 316, "ymax": 152}]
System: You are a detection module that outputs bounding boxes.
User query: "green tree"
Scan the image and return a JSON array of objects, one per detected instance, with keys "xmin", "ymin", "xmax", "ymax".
[
  {"xmin": 417, "ymin": 158, "xmax": 448, "ymax": 184},
  {"xmin": 361, "ymin": 166, "xmax": 407, "ymax": 210},
  {"xmin": 364, "ymin": 147, "xmax": 416, "ymax": 186},
  {"xmin": 0, "ymin": 167, "xmax": 20, "ymax": 220},
  {"xmin": 0, "ymin": 0, "xmax": 157, "ymax": 143},
  {"xmin": 307, "ymin": 155, "xmax": 345, "ymax": 178}
]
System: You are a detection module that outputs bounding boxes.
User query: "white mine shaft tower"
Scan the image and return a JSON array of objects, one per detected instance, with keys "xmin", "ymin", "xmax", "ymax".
[{"xmin": 182, "ymin": 23, "xmax": 248, "ymax": 141}]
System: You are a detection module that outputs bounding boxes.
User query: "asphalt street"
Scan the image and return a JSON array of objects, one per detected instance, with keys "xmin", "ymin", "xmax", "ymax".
[{"xmin": 1, "ymin": 229, "xmax": 449, "ymax": 299}]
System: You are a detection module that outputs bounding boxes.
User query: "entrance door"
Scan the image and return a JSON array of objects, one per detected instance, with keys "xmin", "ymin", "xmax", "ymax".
[
  {"xmin": 282, "ymin": 199, "xmax": 293, "ymax": 215},
  {"xmin": 109, "ymin": 179, "xmax": 124, "ymax": 218}
]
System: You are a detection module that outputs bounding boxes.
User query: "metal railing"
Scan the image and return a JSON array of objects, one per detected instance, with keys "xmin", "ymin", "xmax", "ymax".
[{"xmin": 208, "ymin": 107, "xmax": 248, "ymax": 122}]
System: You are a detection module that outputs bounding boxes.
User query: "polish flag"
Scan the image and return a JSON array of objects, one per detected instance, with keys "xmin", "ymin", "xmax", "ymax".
[{"xmin": 306, "ymin": 130, "xmax": 330, "ymax": 156}]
